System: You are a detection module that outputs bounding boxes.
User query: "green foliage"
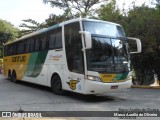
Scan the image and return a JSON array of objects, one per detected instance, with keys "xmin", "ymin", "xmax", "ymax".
[
  {"xmin": 43, "ymin": 0, "xmax": 107, "ymax": 18},
  {"xmin": 97, "ymin": 0, "xmax": 121, "ymax": 22},
  {"xmin": 0, "ymin": 19, "xmax": 19, "ymax": 43},
  {"xmin": 96, "ymin": 0, "xmax": 128, "ymax": 34},
  {"xmin": 19, "ymin": 14, "xmax": 70, "ymax": 35},
  {"xmin": 127, "ymin": 6, "xmax": 159, "ymax": 52},
  {"xmin": 127, "ymin": 5, "xmax": 160, "ymax": 80},
  {"xmin": 45, "ymin": 13, "xmax": 71, "ymax": 27},
  {"xmin": 0, "ymin": 19, "xmax": 20, "ymax": 58},
  {"xmin": 19, "ymin": 19, "xmax": 47, "ymax": 35}
]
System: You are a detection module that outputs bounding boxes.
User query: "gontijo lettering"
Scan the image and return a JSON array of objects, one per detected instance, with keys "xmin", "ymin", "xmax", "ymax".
[{"xmin": 12, "ymin": 56, "xmax": 26, "ymax": 62}]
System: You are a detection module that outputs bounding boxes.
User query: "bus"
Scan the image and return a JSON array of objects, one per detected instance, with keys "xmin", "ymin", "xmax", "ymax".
[{"xmin": 3, "ymin": 18, "xmax": 141, "ymax": 95}]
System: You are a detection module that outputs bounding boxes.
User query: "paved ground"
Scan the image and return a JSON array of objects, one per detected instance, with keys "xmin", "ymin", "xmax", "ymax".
[{"xmin": 0, "ymin": 75, "xmax": 160, "ymax": 120}]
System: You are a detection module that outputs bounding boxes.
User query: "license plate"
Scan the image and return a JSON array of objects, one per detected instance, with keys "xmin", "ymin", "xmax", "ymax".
[{"xmin": 111, "ymin": 85, "xmax": 118, "ymax": 89}]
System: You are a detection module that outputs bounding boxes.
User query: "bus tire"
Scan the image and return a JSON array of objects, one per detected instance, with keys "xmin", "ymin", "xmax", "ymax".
[
  {"xmin": 11, "ymin": 71, "xmax": 17, "ymax": 83},
  {"xmin": 8, "ymin": 70, "xmax": 12, "ymax": 80},
  {"xmin": 51, "ymin": 74, "xmax": 64, "ymax": 95}
]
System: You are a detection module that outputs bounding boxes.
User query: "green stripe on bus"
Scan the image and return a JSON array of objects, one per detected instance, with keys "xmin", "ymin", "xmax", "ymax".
[
  {"xmin": 24, "ymin": 52, "xmax": 39, "ymax": 77},
  {"xmin": 25, "ymin": 50, "xmax": 48, "ymax": 78},
  {"xmin": 115, "ymin": 74, "xmax": 123, "ymax": 80},
  {"xmin": 114, "ymin": 72, "xmax": 129, "ymax": 80},
  {"xmin": 120, "ymin": 72, "xmax": 129, "ymax": 80}
]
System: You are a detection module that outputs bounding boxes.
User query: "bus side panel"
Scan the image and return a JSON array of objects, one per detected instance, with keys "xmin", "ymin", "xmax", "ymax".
[
  {"xmin": 22, "ymin": 64, "xmax": 48, "ymax": 86},
  {"xmin": 24, "ymin": 51, "xmax": 48, "ymax": 78},
  {"xmin": 45, "ymin": 50, "xmax": 65, "ymax": 87},
  {"xmin": 22, "ymin": 50, "xmax": 49, "ymax": 85},
  {"xmin": 3, "ymin": 53, "xmax": 31, "ymax": 80}
]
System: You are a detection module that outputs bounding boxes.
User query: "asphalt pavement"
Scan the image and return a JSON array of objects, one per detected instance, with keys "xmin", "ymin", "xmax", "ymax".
[{"xmin": 0, "ymin": 74, "xmax": 160, "ymax": 120}]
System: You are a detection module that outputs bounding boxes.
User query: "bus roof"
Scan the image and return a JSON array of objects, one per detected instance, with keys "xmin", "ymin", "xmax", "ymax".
[
  {"xmin": 4, "ymin": 18, "xmax": 121, "ymax": 46},
  {"xmin": 61, "ymin": 18, "xmax": 120, "ymax": 26}
]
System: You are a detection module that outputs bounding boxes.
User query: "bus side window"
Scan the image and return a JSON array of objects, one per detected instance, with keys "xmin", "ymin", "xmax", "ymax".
[
  {"xmin": 23, "ymin": 40, "xmax": 30, "ymax": 53},
  {"xmin": 15, "ymin": 43, "xmax": 19, "ymax": 55},
  {"xmin": 9, "ymin": 45, "xmax": 14, "ymax": 55},
  {"xmin": 30, "ymin": 38, "xmax": 35, "ymax": 52},
  {"xmin": 49, "ymin": 30, "xmax": 56, "ymax": 49},
  {"xmin": 35, "ymin": 34, "xmax": 46, "ymax": 51},
  {"xmin": 35, "ymin": 37, "xmax": 41, "ymax": 51},
  {"xmin": 12, "ymin": 44, "xmax": 17, "ymax": 55},
  {"xmin": 18, "ymin": 42, "xmax": 23, "ymax": 54},
  {"xmin": 49, "ymin": 27, "xmax": 62, "ymax": 49},
  {"xmin": 55, "ymin": 28, "xmax": 62, "ymax": 49},
  {"xmin": 41, "ymin": 34, "xmax": 47, "ymax": 50}
]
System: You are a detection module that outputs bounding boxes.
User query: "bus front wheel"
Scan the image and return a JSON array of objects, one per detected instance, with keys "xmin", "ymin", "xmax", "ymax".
[{"xmin": 51, "ymin": 75, "xmax": 64, "ymax": 95}]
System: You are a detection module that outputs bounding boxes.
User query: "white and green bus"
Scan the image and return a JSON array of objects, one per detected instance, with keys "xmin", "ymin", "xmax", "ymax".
[{"xmin": 3, "ymin": 18, "xmax": 141, "ymax": 95}]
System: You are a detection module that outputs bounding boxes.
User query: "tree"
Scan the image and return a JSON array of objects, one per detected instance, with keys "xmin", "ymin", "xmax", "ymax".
[
  {"xmin": 0, "ymin": 19, "xmax": 19, "ymax": 57},
  {"xmin": 45, "ymin": 13, "xmax": 71, "ymax": 27},
  {"xmin": 96, "ymin": 0, "xmax": 128, "ymax": 31},
  {"xmin": 19, "ymin": 19, "xmax": 47, "ymax": 35},
  {"xmin": 97, "ymin": 0, "xmax": 121, "ymax": 22},
  {"xmin": 127, "ymin": 5, "xmax": 160, "ymax": 82},
  {"xmin": 43, "ymin": 0, "xmax": 107, "ymax": 18},
  {"xmin": 0, "ymin": 19, "xmax": 19, "ymax": 44},
  {"xmin": 19, "ymin": 14, "xmax": 69, "ymax": 35}
]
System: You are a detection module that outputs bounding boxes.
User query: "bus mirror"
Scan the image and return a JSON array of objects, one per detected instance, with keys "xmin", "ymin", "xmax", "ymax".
[
  {"xmin": 127, "ymin": 37, "xmax": 142, "ymax": 54},
  {"xmin": 79, "ymin": 31, "xmax": 92, "ymax": 49}
]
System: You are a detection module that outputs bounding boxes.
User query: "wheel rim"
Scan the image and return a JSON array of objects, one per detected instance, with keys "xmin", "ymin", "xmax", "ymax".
[
  {"xmin": 12, "ymin": 72, "xmax": 17, "ymax": 83},
  {"xmin": 51, "ymin": 75, "xmax": 63, "ymax": 94},
  {"xmin": 8, "ymin": 72, "xmax": 11, "ymax": 80},
  {"xmin": 55, "ymin": 80, "xmax": 62, "ymax": 91}
]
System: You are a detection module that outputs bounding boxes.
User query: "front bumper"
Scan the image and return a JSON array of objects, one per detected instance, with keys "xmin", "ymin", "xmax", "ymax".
[{"xmin": 83, "ymin": 80, "xmax": 132, "ymax": 94}]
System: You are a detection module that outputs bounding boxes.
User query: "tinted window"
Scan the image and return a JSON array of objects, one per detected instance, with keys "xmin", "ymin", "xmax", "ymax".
[
  {"xmin": 13, "ymin": 44, "xmax": 18, "ymax": 55},
  {"xmin": 49, "ymin": 28, "xmax": 62, "ymax": 49},
  {"xmin": 17, "ymin": 42, "xmax": 24, "ymax": 54},
  {"xmin": 65, "ymin": 22, "xmax": 84, "ymax": 74},
  {"xmin": 49, "ymin": 32, "xmax": 56, "ymax": 49},
  {"xmin": 83, "ymin": 21, "xmax": 126, "ymax": 38},
  {"xmin": 8, "ymin": 45, "xmax": 12, "ymax": 55},
  {"xmin": 35, "ymin": 34, "xmax": 46, "ymax": 51},
  {"xmin": 55, "ymin": 30, "xmax": 62, "ymax": 49},
  {"xmin": 30, "ymin": 38, "xmax": 35, "ymax": 52},
  {"xmin": 23, "ymin": 40, "xmax": 30, "ymax": 53}
]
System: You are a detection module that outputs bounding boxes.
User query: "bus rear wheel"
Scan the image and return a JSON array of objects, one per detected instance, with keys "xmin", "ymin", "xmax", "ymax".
[
  {"xmin": 8, "ymin": 70, "xmax": 11, "ymax": 80},
  {"xmin": 11, "ymin": 71, "xmax": 17, "ymax": 83},
  {"xmin": 51, "ymin": 75, "xmax": 64, "ymax": 95}
]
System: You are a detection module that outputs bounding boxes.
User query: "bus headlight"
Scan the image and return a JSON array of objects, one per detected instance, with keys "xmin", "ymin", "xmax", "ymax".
[{"xmin": 87, "ymin": 75, "xmax": 102, "ymax": 82}]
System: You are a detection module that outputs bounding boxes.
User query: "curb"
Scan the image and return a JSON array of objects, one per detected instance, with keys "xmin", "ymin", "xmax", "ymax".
[{"xmin": 131, "ymin": 85, "xmax": 160, "ymax": 89}]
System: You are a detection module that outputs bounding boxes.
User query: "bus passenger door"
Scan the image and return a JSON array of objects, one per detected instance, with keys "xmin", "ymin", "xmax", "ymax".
[{"xmin": 64, "ymin": 22, "xmax": 85, "ymax": 93}]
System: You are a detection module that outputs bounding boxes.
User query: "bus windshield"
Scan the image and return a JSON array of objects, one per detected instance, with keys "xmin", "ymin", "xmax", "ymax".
[
  {"xmin": 83, "ymin": 21, "xmax": 130, "ymax": 73},
  {"xmin": 83, "ymin": 21, "xmax": 125, "ymax": 38}
]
